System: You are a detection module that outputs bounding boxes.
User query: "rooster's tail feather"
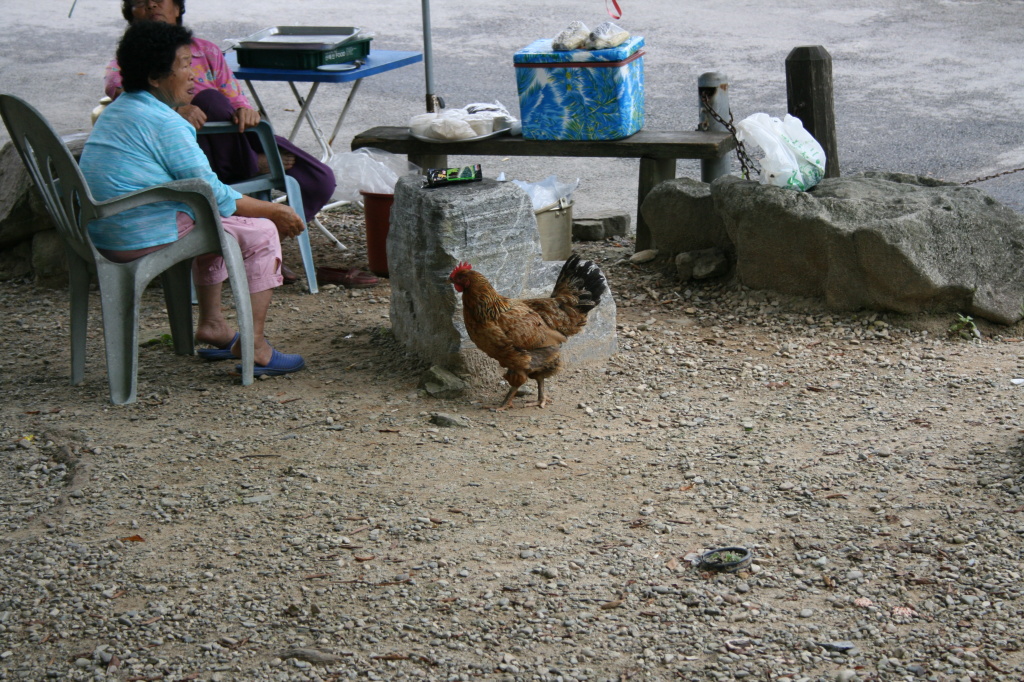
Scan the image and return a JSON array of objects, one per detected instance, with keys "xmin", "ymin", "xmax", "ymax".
[{"xmin": 552, "ymin": 254, "xmax": 607, "ymax": 315}]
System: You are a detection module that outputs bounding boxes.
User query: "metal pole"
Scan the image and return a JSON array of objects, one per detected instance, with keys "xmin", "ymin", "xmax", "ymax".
[
  {"xmin": 421, "ymin": 0, "xmax": 440, "ymax": 112},
  {"xmin": 698, "ymin": 72, "xmax": 731, "ymax": 182}
]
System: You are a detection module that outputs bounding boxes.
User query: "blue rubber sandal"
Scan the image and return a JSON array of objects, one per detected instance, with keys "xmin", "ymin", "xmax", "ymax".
[
  {"xmin": 197, "ymin": 332, "xmax": 240, "ymax": 361},
  {"xmin": 237, "ymin": 348, "xmax": 305, "ymax": 377}
]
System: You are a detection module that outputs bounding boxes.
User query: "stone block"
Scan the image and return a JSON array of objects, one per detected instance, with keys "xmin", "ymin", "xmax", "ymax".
[
  {"xmin": 641, "ymin": 177, "xmax": 730, "ymax": 255},
  {"xmin": 388, "ymin": 176, "xmax": 616, "ymax": 384},
  {"xmin": 572, "ymin": 211, "xmax": 630, "ymax": 241}
]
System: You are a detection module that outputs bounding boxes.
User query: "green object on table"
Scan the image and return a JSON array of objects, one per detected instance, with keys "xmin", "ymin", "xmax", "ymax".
[{"xmin": 237, "ymin": 37, "xmax": 373, "ymax": 70}]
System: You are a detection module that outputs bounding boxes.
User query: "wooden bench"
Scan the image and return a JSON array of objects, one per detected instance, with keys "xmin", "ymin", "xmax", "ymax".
[{"xmin": 351, "ymin": 126, "xmax": 736, "ymax": 250}]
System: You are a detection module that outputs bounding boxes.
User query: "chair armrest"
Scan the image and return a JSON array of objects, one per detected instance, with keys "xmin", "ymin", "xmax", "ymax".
[
  {"xmin": 198, "ymin": 120, "xmax": 287, "ymax": 181},
  {"xmin": 91, "ymin": 178, "xmax": 221, "ymax": 230}
]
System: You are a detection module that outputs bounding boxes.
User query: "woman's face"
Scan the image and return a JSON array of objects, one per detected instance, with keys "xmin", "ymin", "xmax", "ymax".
[
  {"xmin": 148, "ymin": 44, "xmax": 194, "ymax": 108},
  {"xmin": 130, "ymin": 0, "xmax": 181, "ymax": 25}
]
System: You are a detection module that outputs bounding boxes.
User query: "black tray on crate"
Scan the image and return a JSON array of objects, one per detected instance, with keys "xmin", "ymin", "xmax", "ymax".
[{"xmin": 234, "ymin": 26, "xmax": 372, "ymax": 70}]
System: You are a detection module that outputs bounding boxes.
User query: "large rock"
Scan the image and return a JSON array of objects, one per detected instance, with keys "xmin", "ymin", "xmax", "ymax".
[
  {"xmin": 0, "ymin": 133, "xmax": 88, "ymax": 285},
  {"xmin": 712, "ymin": 172, "xmax": 1024, "ymax": 324},
  {"xmin": 387, "ymin": 176, "xmax": 617, "ymax": 384},
  {"xmin": 31, "ymin": 230, "xmax": 69, "ymax": 288},
  {"xmin": 0, "ymin": 140, "xmax": 44, "ymax": 250},
  {"xmin": 640, "ymin": 177, "xmax": 730, "ymax": 254}
]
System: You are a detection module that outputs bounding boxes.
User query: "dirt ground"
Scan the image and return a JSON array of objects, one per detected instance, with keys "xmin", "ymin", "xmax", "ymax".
[{"xmin": 2, "ymin": 207, "xmax": 1024, "ymax": 681}]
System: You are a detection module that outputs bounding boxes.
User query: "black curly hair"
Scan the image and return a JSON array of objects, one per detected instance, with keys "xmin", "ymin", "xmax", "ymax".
[
  {"xmin": 121, "ymin": 0, "xmax": 185, "ymax": 25},
  {"xmin": 116, "ymin": 21, "xmax": 194, "ymax": 93}
]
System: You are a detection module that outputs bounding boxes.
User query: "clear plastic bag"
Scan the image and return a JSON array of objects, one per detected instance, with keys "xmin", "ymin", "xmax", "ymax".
[
  {"xmin": 586, "ymin": 21, "xmax": 630, "ymax": 49},
  {"xmin": 327, "ymin": 147, "xmax": 420, "ymax": 202},
  {"xmin": 735, "ymin": 113, "xmax": 826, "ymax": 191},
  {"xmin": 511, "ymin": 174, "xmax": 580, "ymax": 211},
  {"xmin": 553, "ymin": 20, "xmax": 590, "ymax": 51}
]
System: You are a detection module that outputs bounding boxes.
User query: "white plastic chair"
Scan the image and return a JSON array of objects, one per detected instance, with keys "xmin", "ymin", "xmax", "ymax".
[{"xmin": 0, "ymin": 94, "xmax": 255, "ymax": 404}]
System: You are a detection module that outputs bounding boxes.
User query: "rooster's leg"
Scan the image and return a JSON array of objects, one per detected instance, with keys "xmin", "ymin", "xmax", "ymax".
[
  {"xmin": 492, "ymin": 383, "xmax": 520, "ymax": 411},
  {"xmin": 523, "ymin": 378, "xmax": 551, "ymax": 409}
]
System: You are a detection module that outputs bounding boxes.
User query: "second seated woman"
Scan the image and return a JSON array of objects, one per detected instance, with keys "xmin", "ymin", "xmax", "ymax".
[{"xmin": 105, "ymin": 0, "xmax": 337, "ymax": 282}]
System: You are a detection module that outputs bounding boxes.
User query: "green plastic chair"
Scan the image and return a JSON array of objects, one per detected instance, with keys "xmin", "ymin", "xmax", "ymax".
[
  {"xmin": 198, "ymin": 121, "xmax": 318, "ymax": 294},
  {"xmin": 0, "ymin": 94, "xmax": 255, "ymax": 404}
]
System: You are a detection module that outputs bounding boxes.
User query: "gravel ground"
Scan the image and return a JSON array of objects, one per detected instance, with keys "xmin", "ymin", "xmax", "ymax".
[{"xmin": 2, "ymin": 209, "xmax": 1024, "ymax": 682}]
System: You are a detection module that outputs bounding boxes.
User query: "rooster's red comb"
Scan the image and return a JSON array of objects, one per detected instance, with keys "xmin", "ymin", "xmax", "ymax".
[{"xmin": 449, "ymin": 261, "xmax": 473, "ymax": 278}]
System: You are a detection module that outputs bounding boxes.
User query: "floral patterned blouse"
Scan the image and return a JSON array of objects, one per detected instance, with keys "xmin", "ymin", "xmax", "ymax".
[{"xmin": 104, "ymin": 37, "xmax": 250, "ymax": 111}]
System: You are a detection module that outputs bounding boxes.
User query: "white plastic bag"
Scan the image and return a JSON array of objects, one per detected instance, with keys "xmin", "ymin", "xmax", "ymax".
[
  {"xmin": 328, "ymin": 148, "xmax": 420, "ymax": 203},
  {"xmin": 407, "ymin": 101, "xmax": 517, "ymax": 140},
  {"xmin": 735, "ymin": 113, "xmax": 826, "ymax": 191}
]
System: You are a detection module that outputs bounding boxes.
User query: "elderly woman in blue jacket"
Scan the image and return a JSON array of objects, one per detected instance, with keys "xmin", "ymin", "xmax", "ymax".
[{"xmin": 81, "ymin": 20, "xmax": 306, "ymax": 376}]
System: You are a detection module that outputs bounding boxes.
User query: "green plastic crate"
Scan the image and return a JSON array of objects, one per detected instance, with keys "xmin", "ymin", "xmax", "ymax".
[{"xmin": 236, "ymin": 37, "xmax": 372, "ymax": 70}]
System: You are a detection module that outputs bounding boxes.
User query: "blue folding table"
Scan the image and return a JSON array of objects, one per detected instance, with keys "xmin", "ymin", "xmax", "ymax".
[
  {"xmin": 226, "ymin": 49, "xmax": 421, "ymax": 258},
  {"xmin": 228, "ymin": 50, "xmax": 423, "ymax": 161}
]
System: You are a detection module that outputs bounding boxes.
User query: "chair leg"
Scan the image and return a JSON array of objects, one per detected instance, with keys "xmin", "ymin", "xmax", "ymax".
[
  {"xmin": 97, "ymin": 269, "xmax": 142, "ymax": 405},
  {"xmin": 296, "ymin": 228, "xmax": 319, "ymax": 294},
  {"xmin": 220, "ymin": 236, "xmax": 254, "ymax": 387},
  {"xmin": 161, "ymin": 261, "xmax": 195, "ymax": 356},
  {"xmin": 68, "ymin": 257, "xmax": 91, "ymax": 386},
  {"xmin": 282, "ymin": 175, "xmax": 318, "ymax": 294}
]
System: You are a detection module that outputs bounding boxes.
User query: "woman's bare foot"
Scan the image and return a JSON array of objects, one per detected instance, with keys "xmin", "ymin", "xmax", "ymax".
[{"xmin": 194, "ymin": 321, "xmax": 236, "ymax": 349}]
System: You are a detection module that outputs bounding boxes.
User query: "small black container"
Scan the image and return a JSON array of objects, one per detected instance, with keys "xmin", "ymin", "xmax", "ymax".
[{"xmin": 698, "ymin": 546, "xmax": 753, "ymax": 573}]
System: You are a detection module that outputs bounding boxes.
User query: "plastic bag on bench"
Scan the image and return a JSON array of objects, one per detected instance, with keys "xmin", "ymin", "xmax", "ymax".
[
  {"xmin": 735, "ymin": 113, "xmax": 826, "ymax": 191},
  {"xmin": 408, "ymin": 101, "xmax": 517, "ymax": 140},
  {"xmin": 328, "ymin": 147, "xmax": 420, "ymax": 203}
]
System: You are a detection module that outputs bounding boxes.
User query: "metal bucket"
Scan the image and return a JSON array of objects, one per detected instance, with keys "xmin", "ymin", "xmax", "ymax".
[{"xmin": 535, "ymin": 196, "xmax": 573, "ymax": 261}]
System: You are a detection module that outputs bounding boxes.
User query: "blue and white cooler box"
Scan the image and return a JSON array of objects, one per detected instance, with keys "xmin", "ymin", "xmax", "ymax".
[{"xmin": 514, "ymin": 35, "xmax": 645, "ymax": 141}]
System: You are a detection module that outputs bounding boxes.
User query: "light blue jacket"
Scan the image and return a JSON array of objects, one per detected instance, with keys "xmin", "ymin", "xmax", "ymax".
[{"xmin": 80, "ymin": 90, "xmax": 241, "ymax": 251}]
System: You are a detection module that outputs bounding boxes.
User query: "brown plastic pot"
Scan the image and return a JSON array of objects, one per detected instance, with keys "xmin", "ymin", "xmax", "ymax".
[{"xmin": 360, "ymin": 190, "xmax": 394, "ymax": 277}]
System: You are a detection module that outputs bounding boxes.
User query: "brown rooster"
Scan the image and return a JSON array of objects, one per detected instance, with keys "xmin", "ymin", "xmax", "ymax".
[{"xmin": 448, "ymin": 254, "xmax": 607, "ymax": 410}]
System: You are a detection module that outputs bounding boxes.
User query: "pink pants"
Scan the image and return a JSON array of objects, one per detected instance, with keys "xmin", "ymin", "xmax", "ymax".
[{"xmin": 100, "ymin": 212, "xmax": 283, "ymax": 293}]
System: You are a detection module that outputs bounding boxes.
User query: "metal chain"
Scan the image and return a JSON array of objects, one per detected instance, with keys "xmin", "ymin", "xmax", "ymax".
[
  {"xmin": 698, "ymin": 92, "xmax": 760, "ymax": 180},
  {"xmin": 693, "ymin": 97, "xmax": 1023, "ymax": 187},
  {"xmin": 961, "ymin": 166, "xmax": 1024, "ymax": 186}
]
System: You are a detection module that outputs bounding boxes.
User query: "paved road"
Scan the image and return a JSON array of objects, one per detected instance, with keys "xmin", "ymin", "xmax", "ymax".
[{"xmin": 3, "ymin": 0, "xmax": 1023, "ymax": 221}]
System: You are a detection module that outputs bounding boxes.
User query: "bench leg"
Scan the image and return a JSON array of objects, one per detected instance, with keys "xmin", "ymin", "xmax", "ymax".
[
  {"xmin": 636, "ymin": 157, "xmax": 676, "ymax": 252},
  {"xmin": 409, "ymin": 153, "xmax": 448, "ymax": 175}
]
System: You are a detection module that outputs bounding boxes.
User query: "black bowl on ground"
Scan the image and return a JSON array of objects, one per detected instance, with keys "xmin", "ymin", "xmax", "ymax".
[{"xmin": 698, "ymin": 546, "xmax": 753, "ymax": 573}]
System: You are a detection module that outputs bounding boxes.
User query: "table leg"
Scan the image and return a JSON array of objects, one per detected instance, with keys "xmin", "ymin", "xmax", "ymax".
[
  {"xmin": 327, "ymin": 79, "xmax": 363, "ymax": 148},
  {"xmin": 287, "ymin": 82, "xmax": 332, "ymax": 161},
  {"xmin": 636, "ymin": 157, "xmax": 676, "ymax": 252},
  {"xmin": 313, "ymin": 217, "xmax": 348, "ymax": 251},
  {"xmin": 243, "ymin": 79, "xmax": 268, "ymax": 120}
]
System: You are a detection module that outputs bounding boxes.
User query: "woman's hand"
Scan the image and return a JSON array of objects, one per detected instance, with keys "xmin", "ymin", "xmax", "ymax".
[
  {"xmin": 232, "ymin": 107, "xmax": 261, "ymax": 133},
  {"xmin": 268, "ymin": 203, "xmax": 306, "ymax": 238},
  {"xmin": 176, "ymin": 104, "xmax": 207, "ymax": 130},
  {"xmin": 234, "ymin": 196, "xmax": 306, "ymax": 239}
]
